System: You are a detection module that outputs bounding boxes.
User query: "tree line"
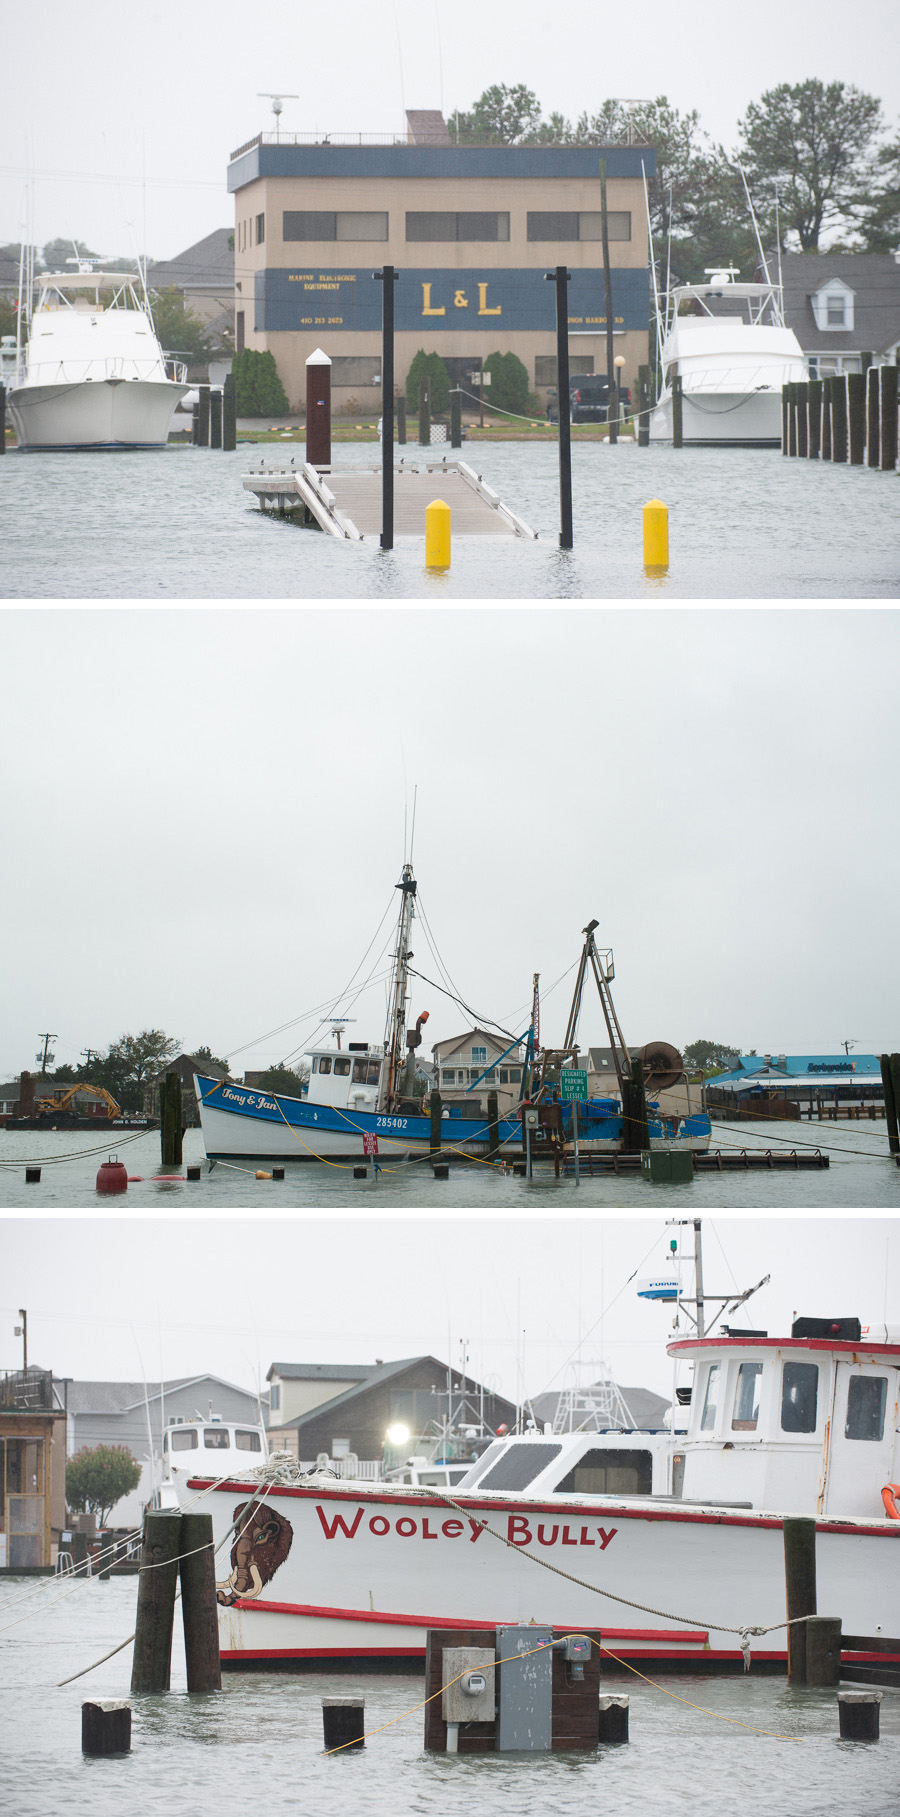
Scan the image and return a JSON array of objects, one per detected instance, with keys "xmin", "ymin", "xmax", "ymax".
[
  {"xmin": 43, "ymin": 1031, "xmax": 227, "ymax": 1114},
  {"xmin": 448, "ymin": 80, "xmax": 899, "ymax": 278}
]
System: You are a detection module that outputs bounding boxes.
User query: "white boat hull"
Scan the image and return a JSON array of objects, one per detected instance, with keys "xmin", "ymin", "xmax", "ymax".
[
  {"xmin": 649, "ymin": 385, "xmax": 785, "ymax": 447},
  {"xmin": 8, "ymin": 376, "xmax": 188, "ymax": 449},
  {"xmin": 185, "ymin": 1475, "xmax": 900, "ymax": 1670}
]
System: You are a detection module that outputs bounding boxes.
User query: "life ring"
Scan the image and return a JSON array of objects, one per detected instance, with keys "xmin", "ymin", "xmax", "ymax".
[{"xmin": 881, "ymin": 1483, "xmax": 900, "ymax": 1519}]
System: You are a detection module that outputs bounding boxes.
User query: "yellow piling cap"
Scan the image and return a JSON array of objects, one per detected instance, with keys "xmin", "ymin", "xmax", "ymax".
[
  {"xmin": 425, "ymin": 497, "xmax": 451, "ymax": 570},
  {"xmin": 642, "ymin": 498, "xmax": 669, "ymax": 570}
]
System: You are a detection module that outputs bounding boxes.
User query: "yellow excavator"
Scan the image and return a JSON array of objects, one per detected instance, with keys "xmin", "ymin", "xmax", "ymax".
[{"xmin": 36, "ymin": 1083, "xmax": 122, "ymax": 1122}]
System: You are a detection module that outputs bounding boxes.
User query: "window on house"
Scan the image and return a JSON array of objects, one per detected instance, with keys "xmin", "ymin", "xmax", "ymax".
[
  {"xmin": 527, "ymin": 212, "xmax": 630, "ymax": 241},
  {"xmin": 269, "ymin": 1384, "xmax": 280, "ymax": 1411},
  {"xmin": 406, "ymin": 212, "xmax": 509, "ymax": 241},
  {"xmin": 845, "ymin": 1375, "xmax": 887, "ymax": 1441},
  {"xmin": 508, "ymin": 1068, "xmax": 521, "ymax": 1083},
  {"xmin": 256, "ymin": 213, "xmax": 265, "ymax": 245},
  {"xmin": 499, "ymin": 1070, "xmax": 508, "ymax": 1084},
  {"xmin": 781, "ymin": 1362, "xmax": 818, "ymax": 1433},
  {"xmin": 732, "ymin": 1362, "xmax": 763, "ymax": 1431},
  {"xmin": 442, "ymin": 1069, "xmax": 456, "ymax": 1084},
  {"xmin": 700, "ymin": 1364, "xmax": 721, "ymax": 1431},
  {"xmin": 471, "ymin": 1047, "xmax": 487, "ymax": 1064},
  {"xmin": 332, "ymin": 1437, "xmax": 350, "ymax": 1458},
  {"xmin": 826, "ymin": 296, "xmax": 846, "ymax": 327}
]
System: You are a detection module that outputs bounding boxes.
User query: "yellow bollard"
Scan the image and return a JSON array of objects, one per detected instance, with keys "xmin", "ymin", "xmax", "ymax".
[
  {"xmin": 643, "ymin": 498, "xmax": 669, "ymax": 569},
  {"xmin": 425, "ymin": 498, "xmax": 451, "ymax": 570}
]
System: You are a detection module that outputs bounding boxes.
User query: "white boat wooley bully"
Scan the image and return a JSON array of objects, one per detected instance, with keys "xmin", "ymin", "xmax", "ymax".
[
  {"xmin": 180, "ymin": 1230, "xmax": 900, "ymax": 1670},
  {"xmin": 8, "ymin": 259, "xmax": 189, "ymax": 450}
]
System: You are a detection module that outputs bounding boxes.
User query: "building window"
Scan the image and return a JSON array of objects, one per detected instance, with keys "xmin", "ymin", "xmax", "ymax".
[
  {"xmin": 471, "ymin": 1046, "xmax": 487, "ymax": 1065},
  {"xmin": 331, "ymin": 355, "xmax": 383, "ymax": 386},
  {"xmin": 527, "ymin": 211, "xmax": 631, "ymax": 241},
  {"xmin": 845, "ymin": 1375, "xmax": 887, "ymax": 1441},
  {"xmin": 406, "ymin": 212, "xmax": 510, "ymax": 242},
  {"xmin": 826, "ymin": 296, "xmax": 846, "ymax": 327},
  {"xmin": 781, "ymin": 1362, "xmax": 818, "ymax": 1433},
  {"xmin": 499, "ymin": 1070, "xmax": 508, "ymax": 1084},
  {"xmin": 442, "ymin": 1069, "xmax": 456, "ymax": 1084},
  {"xmin": 332, "ymin": 1437, "xmax": 350, "ymax": 1458},
  {"xmin": 269, "ymin": 1383, "xmax": 280, "ymax": 1411},
  {"xmin": 283, "ymin": 210, "xmax": 388, "ymax": 241},
  {"xmin": 732, "ymin": 1362, "xmax": 763, "ymax": 1431},
  {"xmin": 256, "ymin": 213, "xmax": 265, "ymax": 245}
]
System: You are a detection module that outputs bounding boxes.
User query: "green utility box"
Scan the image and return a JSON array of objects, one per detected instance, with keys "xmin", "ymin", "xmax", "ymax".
[{"xmin": 641, "ymin": 1149, "xmax": 695, "ymax": 1184}]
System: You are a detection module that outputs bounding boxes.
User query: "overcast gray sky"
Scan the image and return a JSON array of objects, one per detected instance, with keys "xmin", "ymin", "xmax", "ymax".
[
  {"xmin": 1, "ymin": 606, "xmax": 898, "ymax": 1079},
  {"xmin": 2, "ymin": 0, "xmax": 898, "ymax": 258},
  {"xmin": 2, "ymin": 1215, "xmax": 898, "ymax": 1402}
]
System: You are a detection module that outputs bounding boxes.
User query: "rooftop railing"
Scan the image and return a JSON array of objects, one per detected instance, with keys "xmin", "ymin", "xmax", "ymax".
[
  {"xmin": 0, "ymin": 1367, "xmax": 56, "ymax": 1411},
  {"xmin": 230, "ymin": 129, "xmax": 651, "ymax": 161}
]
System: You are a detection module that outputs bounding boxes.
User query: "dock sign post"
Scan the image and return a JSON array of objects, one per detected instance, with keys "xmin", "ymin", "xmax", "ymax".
[
  {"xmin": 560, "ymin": 1069, "xmax": 587, "ymax": 1189},
  {"xmin": 362, "ymin": 1133, "xmax": 378, "ymax": 1156}
]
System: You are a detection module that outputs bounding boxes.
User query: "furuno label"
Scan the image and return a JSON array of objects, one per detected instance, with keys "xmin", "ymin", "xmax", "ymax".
[{"xmin": 314, "ymin": 1505, "xmax": 617, "ymax": 1549}]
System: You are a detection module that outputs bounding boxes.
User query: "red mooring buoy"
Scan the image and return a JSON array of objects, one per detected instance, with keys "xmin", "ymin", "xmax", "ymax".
[{"xmin": 96, "ymin": 1158, "xmax": 128, "ymax": 1195}]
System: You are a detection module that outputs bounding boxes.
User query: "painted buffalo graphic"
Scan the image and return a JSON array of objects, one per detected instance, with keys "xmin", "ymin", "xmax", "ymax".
[{"xmin": 216, "ymin": 1500, "xmax": 293, "ymax": 1607}]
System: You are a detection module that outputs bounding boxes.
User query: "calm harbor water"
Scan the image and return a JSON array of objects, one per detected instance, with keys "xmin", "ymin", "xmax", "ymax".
[
  {"xmin": 1, "ymin": 1121, "xmax": 897, "ymax": 1209},
  {"xmin": 2, "ymin": 440, "xmax": 898, "ymax": 598},
  {"xmin": 1, "ymin": 1576, "xmax": 898, "ymax": 1817}
]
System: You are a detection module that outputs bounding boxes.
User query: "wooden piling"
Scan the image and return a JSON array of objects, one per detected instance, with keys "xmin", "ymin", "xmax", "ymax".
[
  {"xmin": 191, "ymin": 399, "xmax": 200, "ymax": 446},
  {"xmin": 880, "ymin": 1055, "xmax": 899, "ymax": 1154},
  {"xmin": 396, "ymin": 397, "xmax": 407, "ymax": 445},
  {"xmin": 25, "ymin": 1166, "xmax": 41, "ymax": 1184},
  {"xmin": 672, "ymin": 373, "xmax": 683, "ymax": 448},
  {"xmin": 418, "ymin": 377, "xmax": 431, "ymax": 447},
  {"xmin": 866, "ymin": 366, "xmax": 880, "ymax": 468},
  {"xmin": 788, "ymin": 382, "xmax": 798, "ymax": 456},
  {"xmin": 637, "ymin": 364, "xmax": 651, "ymax": 447},
  {"xmin": 306, "ymin": 349, "xmax": 332, "ymax": 466},
  {"xmin": 808, "ymin": 377, "xmax": 822, "ymax": 459},
  {"xmin": 197, "ymin": 384, "xmax": 210, "ymax": 448},
  {"xmin": 838, "ymin": 1691, "xmax": 882, "ymax": 1741},
  {"xmin": 378, "ymin": 265, "xmax": 395, "ymax": 550},
  {"xmin": 781, "ymin": 383, "xmax": 789, "ymax": 454},
  {"xmin": 551, "ymin": 264, "xmax": 573, "ymax": 548},
  {"xmin": 160, "ymin": 1071, "xmax": 183, "ymax": 1168},
  {"xmin": 223, "ymin": 372, "xmax": 236, "ymax": 451},
  {"xmin": 784, "ymin": 1516, "xmax": 817, "ymax": 1683},
  {"xmin": 881, "ymin": 365, "xmax": 898, "ymax": 471},
  {"xmin": 131, "ymin": 1511, "xmax": 183, "ymax": 1693},
  {"xmin": 450, "ymin": 387, "xmax": 462, "ymax": 448},
  {"xmin": 209, "ymin": 388, "xmax": 223, "ymax": 450},
  {"xmin": 825, "ymin": 374, "xmax": 840, "ymax": 461},
  {"xmin": 487, "ymin": 1090, "xmax": 500, "ymax": 1160},
  {"xmin": 796, "ymin": 381, "xmax": 809, "ymax": 458},
  {"xmin": 82, "ymin": 1700, "xmax": 131, "ymax": 1755},
  {"xmin": 847, "ymin": 373, "xmax": 865, "ymax": 464},
  {"xmin": 831, "ymin": 375, "xmax": 848, "ymax": 462},
  {"xmin": 805, "ymin": 1616, "xmax": 842, "ymax": 1686},
  {"xmin": 430, "ymin": 1089, "xmax": 442, "ymax": 1156},
  {"xmin": 891, "ymin": 1055, "xmax": 900, "ymax": 1152},
  {"xmin": 179, "ymin": 1512, "xmax": 221, "ymax": 1693},
  {"xmin": 598, "ymin": 1694, "xmax": 629, "ymax": 1744},
  {"xmin": 622, "ymin": 1057, "xmax": 649, "ymax": 1155},
  {"xmin": 599, "ymin": 158, "xmax": 617, "ymax": 446},
  {"xmin": 0, "ymin": 383, "xmax": 6, "ymax": 454},
  {"xmin": 322, "ymin": 1696, "xmax": 365, "ymax": 1751}
]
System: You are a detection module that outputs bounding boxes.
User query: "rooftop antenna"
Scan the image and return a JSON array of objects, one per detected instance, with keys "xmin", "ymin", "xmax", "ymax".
[{"xmin": 258, "ymin": 94, "xmax": 298, "ymax": 142}]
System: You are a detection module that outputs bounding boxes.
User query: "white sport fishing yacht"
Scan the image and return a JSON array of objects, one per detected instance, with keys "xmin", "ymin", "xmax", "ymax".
[
  {"xmin": 7, "ymin": 259, "xmax": 189, "ymax": 450},
  {"xmin": 649, "ymin": 268, "xmax": 805, "ymax": 447}
]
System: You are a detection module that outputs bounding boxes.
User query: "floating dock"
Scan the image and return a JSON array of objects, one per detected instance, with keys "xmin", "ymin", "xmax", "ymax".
[
  {"xmin": 557, "ymin": 1147, "xmax": 830, "ymax": 1176},
  {"xmin": 242, "ymin": 457, "xmax": 537, "ymax": 540}
]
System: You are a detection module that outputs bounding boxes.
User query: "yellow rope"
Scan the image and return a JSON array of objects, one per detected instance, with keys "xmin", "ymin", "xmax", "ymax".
[{"xmin": 595, "ymin": 1640, "xmax": 802, "ymax": 1741}]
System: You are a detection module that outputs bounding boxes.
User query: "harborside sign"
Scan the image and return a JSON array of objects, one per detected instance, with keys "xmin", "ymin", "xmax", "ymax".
[
  {"xmin": 315, "ymin": 1504, "xmax": 617, "ymax": 1550},
  {"xmin": 255, "ymin": 267, "xmax": 648, "ymax": 335}
]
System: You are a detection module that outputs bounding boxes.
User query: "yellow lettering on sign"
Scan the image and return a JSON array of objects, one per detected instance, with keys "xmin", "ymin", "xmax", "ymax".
[
  {"xmin": 477, "ymin": 282, "xmax": 501, "ymax": 316},
  {"xmin": 454, "ymin": 290, "xmax": 468, "ymax": 308},
  {"xmin": 422, "ymin": 282, "xmax": 446, "ymax": 316}
]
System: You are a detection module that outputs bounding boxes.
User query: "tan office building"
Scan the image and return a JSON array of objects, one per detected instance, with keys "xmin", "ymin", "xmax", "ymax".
[{"xmin": 228, "ymin": 117, "xmax": 655, "ymax": 412}]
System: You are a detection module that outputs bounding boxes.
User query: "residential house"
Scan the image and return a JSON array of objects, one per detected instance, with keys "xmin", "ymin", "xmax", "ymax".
[
  {"xmin": 269, "ymin": 1356, "xmax": 517, "ymax": 1473},
  {"xmin": 143, "ymin": 1053, "xmax": 230, "ymax": 1127},
  {"xmin": 146, "ymin": 228, "xmax": 235, "ymax": 336},
  {"xmin": 432, "ymin": 1027, "xmax": 524, "ymax": 1115},
  {"xmin": 779, "ymin": 252, "xmax": 900, "ymax": 378}
]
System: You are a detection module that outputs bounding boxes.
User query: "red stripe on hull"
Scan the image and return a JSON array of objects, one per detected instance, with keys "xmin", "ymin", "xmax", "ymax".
[{"xmin": 231, "ymin": 1597, "xmax": 710, "ymax": 1643}]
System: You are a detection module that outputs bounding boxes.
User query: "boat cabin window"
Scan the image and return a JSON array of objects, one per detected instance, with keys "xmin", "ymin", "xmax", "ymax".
[
  {"xmin": 169, "ymin": 1428, "xmax": 197, "ymax": 1451},
  {"xmin": 700, "ymin": 1364, "xmax": 721, "ymax": 1432},
  {"xmin": 455, "ymin": 1439, "xmax": 506, "ymax": 1485},
  {"xmin": 845, "ymin": 1376, "xmax": 887, "ymax": 1442},
  {"xmin": 352, "ymin": 1059, "xmax": 380, "ymax": 1084},
  {"xmin": 235, "ymin": 1430, "xmax": 262, "ymax": 1452},
  {"xmin": 553, "ymin": 1448, "xmax": 652, "ymax": 1496},
  {"xmin": 317, "ymin": 1057, "xmax": 332, "ymax": 1075},
  {"xmin": 781, "ymin": 1362, "xmax": 818, "ymax": 1433},
  {"xmin": 334, "ymin": 1058, "xmax": 350, "ymax": 1076},
  {"xmin": 732, "ymin": 1362, "xmax": 763, "ymax": 1431},
  {"xmin": 203, "ymin": 1428, "xmax": 230, "ymax": 1449},
  {"xmin": 478, "ymin": 1442, "xmax": 563, "ymax": 1492}
]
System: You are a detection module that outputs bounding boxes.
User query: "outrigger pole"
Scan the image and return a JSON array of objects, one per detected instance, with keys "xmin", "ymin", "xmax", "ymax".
[{"xmin": 383, "ymin": 863, "xmax": 426, "ymax": 1111}]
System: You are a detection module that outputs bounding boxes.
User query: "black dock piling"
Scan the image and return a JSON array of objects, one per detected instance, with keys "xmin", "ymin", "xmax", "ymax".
[
  {"xmin": 672, "ymin": 374, "xmax": 683, "ymax": 449},
  {"xmin": 881, "ymin": 365, "xmax": 898, "ymax": 471},
  {"xmin": 599, "ymin": 157, "xmax": 618, "ymax": 447},
  {"xmin": 450, "ymin": 387, "xmax": 462, "ymax": 448},
  {"xmin": 866, "ymin": 366, "xmax": 880, "ymax": 468},
  {"xmin": 377, "ymin": 265, "xmax": 397, "ymax": 549},
  {"xmin": 598, "ymin": 1695, "xmax": 629, "ymax": 1744},
  {"xmin": 82, "ymin": 1701, "xmax": 131, "ymax": 1755},
  {"xmin": 131, "ymin": 1511, "xmax": 183, "ymax": 1693},
  {"xmin": 881, "ymin": 1054, "xmax": 900, "ymax": 1154},
  {"xmin": 787, "ymin": 382, "xmax": 798, "ymax": 456},
  {"xmin": 197, "ymin": 384, "xmax": 210, "ymax": 449},
  {"xmin": 796, "ymin": 381, "xmax": 809, "ymax": 458},
  {"xmin": 848, "ymin": 373, "xmax": 865, "ymax": 464},
  {"xmin": 831, "ymin": 375, "xmax": 848, "ymax": 462},
  {"xmin": 306, "ymin": 349, "xmax": 332, "ymax": 466},
  {"xmin": 784, "ymin": 1516, "xmax": 817, "ymax": 1684},
  {"xmin": 0, "ymin": 383, "xmax": 6, "ymax": 454},
  {"xmin": 637, "ymin": 364, "xmax": 651, "ymax": 447},
  {"xmin": 808, "ymin": 378, "xmax": 822, "ymax": 459},
  {"xmin": 546, "ymin": 264, "xmax": 573, "ymax": 548},
  {"xmin": 487, "ymin": 1090, "xmax": 500, "ymax": 1161},
  {"xmin": 209, "ymin": 388, "xmax": 222, "ymax": 450},
  {"xmin": 805, "ymin": 1616, "xmax": 842, "ymax": 1686},
  {"xmin": 25, "ymin": 1166, "xmax": 41, "ymax": 1184},
  {"xmin": 781, "ymin": 383, "xmax": 789, "ymax": 453},
  {"xmin": 160, "ymin": 1071, "xmax": 183, "ymax": 1168},
  {"xmin": 323, "ymin": 1696, "xmax": 365, "ymax": 1751},
  {"xmin": 418, "ymin": 377, "xmax": 431, "ymax": 448},
  {"xmin": 180, "ymin": 1511, "xmax": 221, "ymax": 1693},
  {"xmin": 430, "ymin": 1089, "xmax": 442, "ymax": 1157},
  {"xmin": 396, "ymin": 397, "xmax": 407, "ymax": 445},
  {"xmin": 821, "ymin": 377, "xmax": 833, "ymax": 461},
  {"xmin": 223, "ymin": 371, "xmax": 236, "ymax": 451},
  {"xmin": 839, "ymin": 1691, "xmax": 882, "ymax": 1741}
]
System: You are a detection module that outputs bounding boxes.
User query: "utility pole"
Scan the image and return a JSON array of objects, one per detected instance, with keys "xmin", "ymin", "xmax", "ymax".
[
  {"xmin": 81, "ymin": 1048, "xmax": 101, "ymax": 1069},
  {"xmin": 36, "ymin": 1034, "xmax": 57, "ymax": 1075},
  {"xmin": 14, "ymin": 1309, "xmax": 27, "ymax": 1371}
]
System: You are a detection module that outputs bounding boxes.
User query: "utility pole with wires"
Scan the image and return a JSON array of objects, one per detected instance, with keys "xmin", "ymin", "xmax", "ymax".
[{"xmin": 35, "ymin": 1033, "xmax": 57, "ymax": 1075}]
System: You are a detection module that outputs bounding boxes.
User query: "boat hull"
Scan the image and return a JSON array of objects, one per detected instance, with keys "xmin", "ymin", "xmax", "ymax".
[
  {"xmin": 194, "ymin": 1075, "xmax": 710, "ymax": 1162},
  {"xmin": 8, "ymin": 376, "xmax": 188, "ymax": 449},
  {"xmin": 649, "ymin": 386, "xmax": 784, "ymax": 447},
  {"xmin": 186, "ymin": 1476, "xmax": 900, "ymax": 1670}
]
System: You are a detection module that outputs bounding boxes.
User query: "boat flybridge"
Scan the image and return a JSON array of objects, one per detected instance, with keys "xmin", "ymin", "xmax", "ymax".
[
  {"xmin": 649, "ymin": 267, "xmax": 806, "ymax": 447},
  {"xmin": 8, "ymin": 258, "xmax": 189, "ymax": 450},
  {"xmin": 154, "ymin": 1412, "xmax": 268, "ymax": 1511}
]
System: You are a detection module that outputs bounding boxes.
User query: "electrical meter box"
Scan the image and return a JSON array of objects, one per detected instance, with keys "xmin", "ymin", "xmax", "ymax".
[
  {"xmin": 441, "ymin": 1647, "xmax": 496, "ymax": 1724},
  {"xmin": 495, "ymin": 1625, "xmax": 553, "ymax": 1751},
  {"xmin": 523, "ymin": 1108, "xmax": 539, "ymax": 1129}
]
